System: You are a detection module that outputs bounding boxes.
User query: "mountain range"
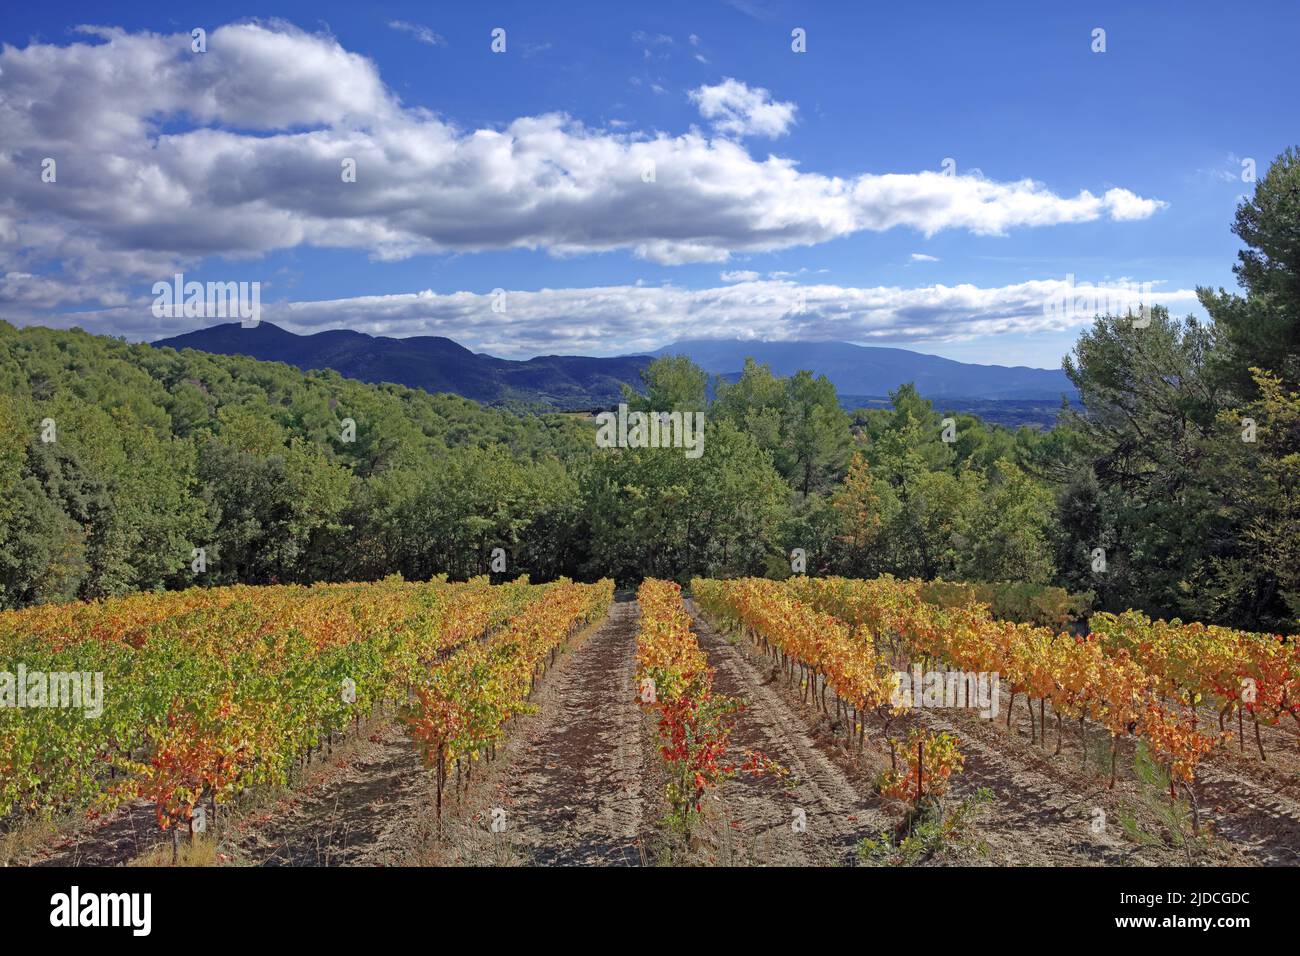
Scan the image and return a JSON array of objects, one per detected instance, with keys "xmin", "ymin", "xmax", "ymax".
[
  {"xmin": 656, "ymin": 339, "xmax": 1074, "ymax": 401},
  {"xmin": 153, "ymin": 323, "xmax": 651, "ymax": 408},
  {"xmin": 152, "ymin": 323, "xmax": 1077, "ymax": 416}
]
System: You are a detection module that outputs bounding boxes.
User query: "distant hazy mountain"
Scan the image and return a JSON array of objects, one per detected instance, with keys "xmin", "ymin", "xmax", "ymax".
[
  {"xmin": 654, "ymin": 339, "xmax": 1076, "ymax": 401},
  {"xmin": 152, "ymin": 323, "xmax": 654, "ymax": 408},
  {"xmin": 151, "ymin": 325, "xmax": 1077, "ymax": 418}
]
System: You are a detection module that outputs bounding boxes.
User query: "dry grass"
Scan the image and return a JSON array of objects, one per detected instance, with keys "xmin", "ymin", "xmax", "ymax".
[{"xmin": 130, "ymin": 834, "xmax": 222, "ymax": 867}]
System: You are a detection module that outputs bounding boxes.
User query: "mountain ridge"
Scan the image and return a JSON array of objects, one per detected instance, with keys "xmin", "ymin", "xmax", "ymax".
[
  {"xmin": 152, "ymin": 323, "xmax": 654, "ymax": 408},
  {"xmin": 151, "ymin": 323, "xmax": 1077, "ymax": 411},
  {"xmin": 654, "ymin": 338, "xmax": 1074, "ymax": 400}
]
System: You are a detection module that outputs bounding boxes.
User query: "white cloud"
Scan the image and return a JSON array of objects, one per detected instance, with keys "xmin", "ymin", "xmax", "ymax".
[
  {"xmin": 50, "ymin": 278, "xmax": 1200, "ymax": 358},
  {"xmin": 911, "ymin": 253, "xmax": 940, "ymax": 262},
  {"xmin": 720, "ymin": 269, "xmax": 760, "ymax": 282},
  {"xmin": 0, "ymin": 23, "xmax": 1168, "ymax": 317},
  {"xmin": 388, "ymin": 21, "xmax": 447, "ymax": 47},
  {"xmin": 1102, "ymin": 187, "xmax": 1165, "ymax": 220},
  {"xmin": 689, "ymin": 77, "xmax": 797, "ymax": 138}
]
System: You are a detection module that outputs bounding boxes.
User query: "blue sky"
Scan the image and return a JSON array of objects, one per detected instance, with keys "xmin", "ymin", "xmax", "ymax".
[{"xmin": 1, "ymin": 0, "xmax": 1295, "ymax": 367}]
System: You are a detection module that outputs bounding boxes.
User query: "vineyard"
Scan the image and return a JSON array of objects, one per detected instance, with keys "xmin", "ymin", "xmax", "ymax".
[
  {"xmin": 0, "ymin": 576, "xmax": 612, "ymax": 859},
  {"xmin": 696, "ymin": 578, "xmax": 1299, "ymax": 840},
  {"xmin": 2, "ymin": 574, "xmax": 1299, "ymax": 867}
]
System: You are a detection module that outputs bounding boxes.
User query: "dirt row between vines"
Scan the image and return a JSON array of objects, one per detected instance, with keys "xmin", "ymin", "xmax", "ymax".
[
  {"xmin": 685, "ymin": 603, "xmax": 886, "ymax": 865},
  {"xmin": 437, "ymin": 595, "xmax": 654, "ymax": 865}
]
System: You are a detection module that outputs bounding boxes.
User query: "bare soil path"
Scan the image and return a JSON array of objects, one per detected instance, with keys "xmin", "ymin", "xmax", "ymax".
[
  {"xmin": 18, "ymin": 802, "xmax": 162, "ymax": 867},
  {"xmin": 471, "ymin": 595, "xmax": 650, "ymax": 865},
  {"xmin": 687, "ymin": 600, "xmax": 889, "ymax": 865},
  {"xmin": 228, "ymin": 721, "xmax": 434, "ymax": 866}
]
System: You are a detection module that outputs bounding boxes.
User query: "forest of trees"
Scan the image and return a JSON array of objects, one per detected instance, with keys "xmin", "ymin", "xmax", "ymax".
[{"xmin": 1, "ymin": 148, "xmax": 1297, "ymax": 634}]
